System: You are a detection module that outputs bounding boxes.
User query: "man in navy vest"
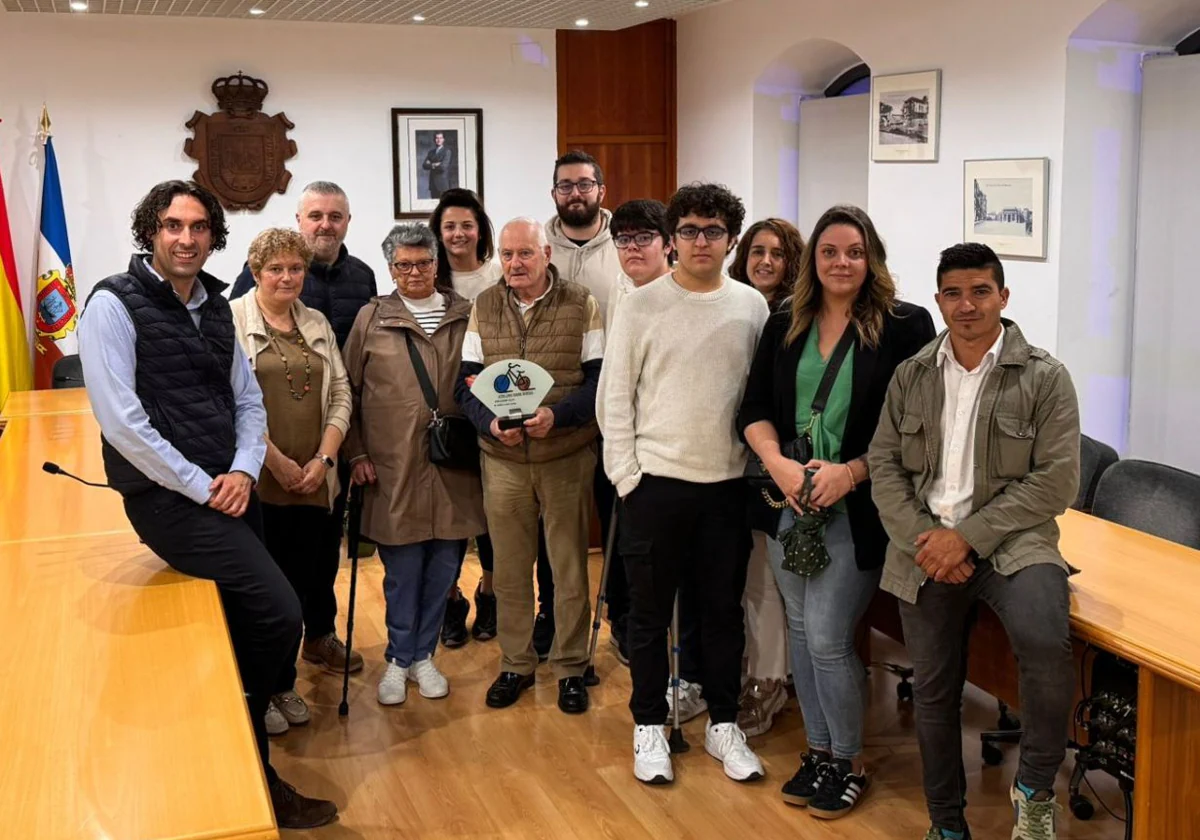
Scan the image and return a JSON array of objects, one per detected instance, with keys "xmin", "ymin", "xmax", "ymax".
[
  {"xmin": 78, "ymin": 180, "xmax": 338, "ymax": 829},
  {"xmin": 229, "ymin": 181, "xmax": 373, "ymax": 683}
]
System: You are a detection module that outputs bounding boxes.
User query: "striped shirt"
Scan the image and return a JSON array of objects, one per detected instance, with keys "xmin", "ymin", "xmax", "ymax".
[{"xmin": 400, "ymin": 291, "xmax": 446, "ymax": 336}]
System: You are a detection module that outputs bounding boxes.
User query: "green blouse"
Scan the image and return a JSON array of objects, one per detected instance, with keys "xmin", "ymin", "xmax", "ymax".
[{"xmin": 794, "ymin": 327, "xmax": 855, "ymax": 505}]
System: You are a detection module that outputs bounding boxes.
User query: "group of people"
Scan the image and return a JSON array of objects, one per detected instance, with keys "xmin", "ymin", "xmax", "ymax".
[{"xmin": 78, "ymin": 149, "xmax": 1081, "ymax": 840}]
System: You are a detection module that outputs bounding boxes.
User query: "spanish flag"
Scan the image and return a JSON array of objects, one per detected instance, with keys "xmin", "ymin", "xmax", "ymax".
[{"xmin": 0, "ymin": 151, "xmax": 32, "ymax": 409}]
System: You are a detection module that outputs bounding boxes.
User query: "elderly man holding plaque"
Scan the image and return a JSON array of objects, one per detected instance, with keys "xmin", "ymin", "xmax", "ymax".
[{"xmin": 455, "ymin": 217, "xmax": 604, "ymax": 715}]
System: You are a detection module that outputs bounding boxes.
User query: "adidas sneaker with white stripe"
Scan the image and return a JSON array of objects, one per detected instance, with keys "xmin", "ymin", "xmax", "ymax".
[{"xmin": 807, "ymin": 759, "xmax": 869, "ymax": 820}]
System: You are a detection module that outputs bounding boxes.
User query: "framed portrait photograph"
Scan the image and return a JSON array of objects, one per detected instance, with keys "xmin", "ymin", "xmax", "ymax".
[
  {"xmin": 963, "ymin": 157, "xmax": 1050, "ymax": 260},
  {"xmin": 392, "ymin": 108, "xmax": 483, "ymax": 219},
  {"xmin": 870, "ymin": 70, "xmax": 941, "ymax": 162}
]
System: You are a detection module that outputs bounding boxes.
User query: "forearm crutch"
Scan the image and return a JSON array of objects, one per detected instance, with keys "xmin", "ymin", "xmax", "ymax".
[
  {"xmin": 338, "ymin": 483, "xmax": 365, "ymax": 717},
  {"xmin": 669, "ymin": 592, "xmax": 690, "ymax": 753},
  {"xmin": 584, "ymin": 496, "xmax": 620, "ymax": 687}
]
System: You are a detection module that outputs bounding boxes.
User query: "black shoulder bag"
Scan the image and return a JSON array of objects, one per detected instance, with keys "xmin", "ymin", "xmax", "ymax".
[
  {"xmin": 404, "ymin": 330, "xmax": 481, "ymax": 473},
  {"xmin": 744, "ymin": 325, "xmax": 856, "ymax": 509}
]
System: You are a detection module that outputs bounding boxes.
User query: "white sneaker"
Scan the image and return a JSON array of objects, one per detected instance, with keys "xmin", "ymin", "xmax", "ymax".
[
  {"xmin": 409, "ymin": 655, "xmax": 449, "ymax": 699},
  {"xmin": 705, "ymin": 720, "xmax": 765, "ymax": 782},
  {"xmin": 633, "ymin": 725, "xmax": 674, "ymax": 785},
  {"xmin": 666, "ymin": 678, "xmax": 708, "ymax": 723},
  {"xmin": 264, "ymin": 700, "xmax": 289, "ymax": 735},
  {"xmin": 377, "ymin": 662, "xmax": 409, "ymax": 705}
]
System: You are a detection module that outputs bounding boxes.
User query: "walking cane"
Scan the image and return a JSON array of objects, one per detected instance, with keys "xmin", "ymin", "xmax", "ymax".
[
  {"xmin": 583, "ymin": 496, "xmax": 620, "ymax": 687},
  {"xmin": 338, "ymin": 483, "xmax": 365, "ymax": 717},
  {"xmin": 668, "ymin": 592, "xmax": 690, "ymax": 753}
]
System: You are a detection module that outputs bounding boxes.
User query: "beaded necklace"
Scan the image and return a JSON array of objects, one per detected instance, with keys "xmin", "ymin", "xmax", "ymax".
[{"xmin": 264, "ymin": 322, "xmax": 312, "ymax": 400}]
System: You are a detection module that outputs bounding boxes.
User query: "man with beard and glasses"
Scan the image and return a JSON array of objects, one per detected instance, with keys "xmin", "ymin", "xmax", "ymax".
[
  {"xmin": 542, "ymin": 151, "xmax": 625, "ymax": 661},
  {"xmin": 230, "ymin": 181, "xmax": 375, "ymax": 707},
  {"xmin": 78, "ymin": 180, "xmax": 338, "ymax": 828}
]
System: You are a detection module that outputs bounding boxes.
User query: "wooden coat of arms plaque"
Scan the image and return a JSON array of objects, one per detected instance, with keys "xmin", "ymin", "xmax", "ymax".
[{"xmin": 184, "ymin": 72, "xmax": 297, "ymax": 211}]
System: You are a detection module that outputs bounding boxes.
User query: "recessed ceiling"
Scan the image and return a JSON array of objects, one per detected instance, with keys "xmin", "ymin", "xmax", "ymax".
[{"xmin": 2, "ymin": 0, "xmax": 727, "ymax": 30}]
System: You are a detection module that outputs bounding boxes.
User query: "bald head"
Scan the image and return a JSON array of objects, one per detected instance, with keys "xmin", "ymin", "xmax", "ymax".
[{"xmin": 499, "ymin": 217, "xmax": 552, "ymax": 301}]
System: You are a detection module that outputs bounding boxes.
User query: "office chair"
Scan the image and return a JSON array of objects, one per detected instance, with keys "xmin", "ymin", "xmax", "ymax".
[
  {"xmin": 51, "ymin": 354, "xmax": 85, "ymax": 389},
  {"xmin": 980, "ymin": 436, "xmax": 1121, "ymax": 766},
  {"xmin": 1067, "ymin": 459, "xmax": 1200, "ymax": 836}
]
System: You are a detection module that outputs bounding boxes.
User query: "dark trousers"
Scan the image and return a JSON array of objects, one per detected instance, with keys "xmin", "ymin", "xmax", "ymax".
[
  {"xmin": 899, "ymin": 561, "xmax": 1074, "ymax": 833},
  {"xmin": 261, "ymin": 502, "xmax": 332, "ymax": 692},
  {"xmin": 308, "ymin": 461, "xmax": 351, "ymax": 640},
  {"xmin": 123, "ymin": 487, "xmax": 302, "ymax": 783},
  {"xmin": 620, "ymin": 475, "xmax": 751, "ymax": 725}
]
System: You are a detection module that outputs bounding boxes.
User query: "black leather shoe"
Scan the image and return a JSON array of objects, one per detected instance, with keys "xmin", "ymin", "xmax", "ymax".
[
  {"xmin": 486, "ymin": 671, "xmax": 536, "ymax": 708},
  {"xmin": 441, "ymin": 590, "xmax": 470, "ymax": 649},
  {"xmin": 270, "ymin": 776, "xmax": 338, "ymax": 829},
  {"xmin": 557, "ymin": 676, "xmax": 589, "ymax": 714},
  {"xmin": 532, "ymin": 610, "xmax": 555, "ymax": 660}
]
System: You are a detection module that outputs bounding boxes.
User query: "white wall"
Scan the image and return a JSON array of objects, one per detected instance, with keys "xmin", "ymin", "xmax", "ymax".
[
  {"xmin": 797, "ymin": 94, "xmax": 870, "ymax": 236},
  {"xmin": 0, "ymin": 13, "xmax": 558, "ymax": 309},
  {"xmin": 1128, "ymin": 53, "xmax": 1200, "ymax": 472},
  {"xmin": 752, "ymin": 91, "xmax": 802, "ymax": 225},
  {"xmin": 678, "ymin": 0, "xmax": 1102, "ymax": 341},
  {"xmin": 1058, "ymin": 39, "xmax": 1169, "ymax": 453}
]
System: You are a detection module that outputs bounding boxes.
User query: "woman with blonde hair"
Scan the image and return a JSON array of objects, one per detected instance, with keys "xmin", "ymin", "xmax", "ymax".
[
  {"xmin": 737, "ymin": 205, "xmax": 936, "ymax": 820},
  {"xmin": 231, "ymin": 227, "xmax": 352, "ymax": 735}
]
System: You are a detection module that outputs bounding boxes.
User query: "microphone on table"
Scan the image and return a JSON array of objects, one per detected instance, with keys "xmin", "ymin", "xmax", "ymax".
[{"xmin": 42, "ymin": 461, "xmax": 111, "ymax": 489}]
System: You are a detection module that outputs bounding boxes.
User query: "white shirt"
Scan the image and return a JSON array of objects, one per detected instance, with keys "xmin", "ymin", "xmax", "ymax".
[{"xmin": 927, "ymin": 326, "xmax": 1005, "ymax": 528}]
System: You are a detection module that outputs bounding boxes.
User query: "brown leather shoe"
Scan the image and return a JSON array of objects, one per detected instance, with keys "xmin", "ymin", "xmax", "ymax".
[
  {"xmin": 302, "ymin": 633, "xmax": 364, "ymax": 674},
  {"xmin": 269, "ymin": 776, "xmax": 337, "ymax": 829}
]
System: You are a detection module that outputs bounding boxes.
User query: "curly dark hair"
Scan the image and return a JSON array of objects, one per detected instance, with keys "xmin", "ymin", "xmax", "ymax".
[
  {"xmin": 728, "ymin": 218, "xmax": 805, "ymax": 307},
  {"xmin": 937, "ymin": 242, "xmax": 1005, "ymax": 290},
  {"xmin": 131, "ymin": 180, "xmax": 228, "ymax": 253},
  {"xmin": 666, "ymin": 182, "xmax": 746, "ymax": 241},
  {"xmin": 429, "ymin": 188, "xmax": 495, "ymax": 291}
]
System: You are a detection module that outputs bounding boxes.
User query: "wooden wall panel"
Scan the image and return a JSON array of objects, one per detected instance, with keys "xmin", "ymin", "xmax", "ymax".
[{"xmin": 557, "ymin": 19, "xmax": 677, "ymax": 205}]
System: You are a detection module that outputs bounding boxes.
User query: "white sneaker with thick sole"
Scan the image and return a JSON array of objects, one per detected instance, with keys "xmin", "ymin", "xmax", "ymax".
[
  {"xmin": 265, "ymin": 700, "xmax": 289, "ymax": 735},
  {"xmin": 666, "ymin": 678, "xmax": 708, "ymax": 723},
  {"xmin": 705, "ymin": 720, "xmax": 765, "ymax": 782},
  {"xmin": 409, "ymin": 655, "xmax": 449, "ymax": 699},
  {"xmin": 378, "ymin": 662, "xmax": 409, "ymax": 705},
  {"xmin": 633, "ymin": 725, "xmax": 674, "ymax": 785}
]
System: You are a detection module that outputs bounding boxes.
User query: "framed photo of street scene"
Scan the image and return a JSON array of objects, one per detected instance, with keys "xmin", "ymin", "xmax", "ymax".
[
  {"xmin": 963, "ymin": 157, "xmax": 1050, "ymax": 260},
  {"xmin": 392, "ymin": 108, "xmax": 483, "ymax": 219},
  {"xmin": 870, "ymin": 70, "xmax": 941, "ymax": 162}
]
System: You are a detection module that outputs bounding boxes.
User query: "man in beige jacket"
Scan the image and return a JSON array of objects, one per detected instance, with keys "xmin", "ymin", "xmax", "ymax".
[
  {"xmin": 868, "ymin": 243, "xmax": 1080, "ymax": 840},
  {"xmin": 456, "ymin": 217, "xmax": 605, "ymax": 716}
]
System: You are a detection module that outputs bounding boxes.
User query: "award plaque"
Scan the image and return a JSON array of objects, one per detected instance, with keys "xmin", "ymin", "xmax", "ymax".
[{"xmin": 470, "ymin": 359, "xmax": 555, "ymax": 429}]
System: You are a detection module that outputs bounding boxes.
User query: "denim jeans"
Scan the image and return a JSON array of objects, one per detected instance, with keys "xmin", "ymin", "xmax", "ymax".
[
  {"xmin": 379, "ymin": 539, "xmax": 465, "ymax": 667},
  {"xmin": 899, "ymin": 561, "xmax": 1073, "ymax": 833},
  {"xmin": 766, "ymin": 509, "xmax": 881, "ymax": 758}
]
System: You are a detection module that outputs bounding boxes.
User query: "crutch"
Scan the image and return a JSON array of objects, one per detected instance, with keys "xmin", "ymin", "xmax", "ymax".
[
  {"xmin": 583, "ymin": 496, "xmax": 620, "ymax": 687},
  {"xmin": 668, "ymin": 592, "xmax": 690, "ymax": 753},
  {"xmin": 338, "ymin": 483, "xmax": 365, "ymax": 717}
]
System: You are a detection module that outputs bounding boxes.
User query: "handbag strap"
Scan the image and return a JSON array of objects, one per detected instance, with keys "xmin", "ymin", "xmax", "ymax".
[
  {"xmin": 403, "ymin": 330, "xmax": 440, "ymax": 416},
  {"xmin": 811, "ymin": 325, "xmax": 856, "ymax": 415}
]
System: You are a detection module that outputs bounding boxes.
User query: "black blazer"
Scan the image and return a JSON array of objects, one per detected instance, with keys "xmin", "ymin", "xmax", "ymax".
[{"xmin": 736, "ymin": 300, "xmax": 937, "ymax": 569}]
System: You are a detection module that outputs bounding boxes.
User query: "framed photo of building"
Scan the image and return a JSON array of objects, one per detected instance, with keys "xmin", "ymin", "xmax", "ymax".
[
  {"xmin": 392, "ymin": 108, "xmax": 483, "ymax": 219},
  {"xmin": 963, "ymin": 157, "xmax": 1050, "ymax": 260},
  {"xmin": 870, "ymin": 70, "xmax": 941, "ymax": 162}
]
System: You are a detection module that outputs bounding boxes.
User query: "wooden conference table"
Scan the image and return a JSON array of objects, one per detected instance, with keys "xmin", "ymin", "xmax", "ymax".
[
  {"xmin": 0, "ymin": 389, "xmax": 278, "ymax": 840},
  {"xmin": 869, "ymin": 508, "xmax": 1200, "ymax": 839}
]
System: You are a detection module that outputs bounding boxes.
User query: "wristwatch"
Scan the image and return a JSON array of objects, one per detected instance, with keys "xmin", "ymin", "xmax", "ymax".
[{"xmin": 316, "ymin": 453, "xmax": 335, "ymax": 469}]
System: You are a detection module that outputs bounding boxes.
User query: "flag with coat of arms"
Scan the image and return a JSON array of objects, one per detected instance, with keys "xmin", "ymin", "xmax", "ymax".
[{"xmin": 34, "ymin": 108, "xmax": 78, "ymax": 389}]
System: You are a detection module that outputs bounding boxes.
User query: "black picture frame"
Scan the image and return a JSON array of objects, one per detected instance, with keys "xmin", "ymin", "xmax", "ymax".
[{"xmin": 391, "ymin": 107, "xmax": 484, "ymax": 219}]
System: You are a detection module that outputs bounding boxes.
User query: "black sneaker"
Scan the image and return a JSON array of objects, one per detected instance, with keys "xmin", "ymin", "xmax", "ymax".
[
  {"xmin": 532, "ymin": 610, "xmax": 555, "ymax": 660},
  {"xmin": 780, "ymin": 749, "xmax": 832, "ymax": 807},
  {"xmin": 269, "ymin": 776, "xmax": 338, "ymax": 829},
  {"xmin": 440, "ymin": 589, "xmax": 470, "ymax": 649},
  {"xmin": 807, "ymin": 758, "xmax": 869, "ymax": 819},
  {"xmin": 471, "ymin": 584, "xmax": 497, "ymax": 641}
]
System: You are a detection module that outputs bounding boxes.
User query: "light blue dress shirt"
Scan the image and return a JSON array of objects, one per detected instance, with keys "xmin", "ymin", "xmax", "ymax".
[{"xmin": 78, "ymin": 259, "xmax": 267, "ymax": 505}]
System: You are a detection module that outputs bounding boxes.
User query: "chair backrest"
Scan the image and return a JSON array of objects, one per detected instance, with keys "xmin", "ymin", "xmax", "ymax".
[
  {"xmin": 52, "ymin": 354, "xmax": 84, "ymax": 389},
  {"xmin": 1074, "ymin": 434, "xmax": 1119, "ymax": 513},
  {"xmin": 1091, "ymin": 459, "xmax": 1200, "ymax": 549}
]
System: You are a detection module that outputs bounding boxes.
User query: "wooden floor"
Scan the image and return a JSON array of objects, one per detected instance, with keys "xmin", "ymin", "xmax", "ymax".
[{"xmin": 272, "ymin": 550, "xmax": 1126, "ymax": 839}]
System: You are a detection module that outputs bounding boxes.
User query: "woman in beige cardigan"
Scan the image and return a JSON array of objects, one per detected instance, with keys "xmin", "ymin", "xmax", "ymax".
[{"xmin": 231, "ymin": 228, "xmax": 351, "ymax": 735}]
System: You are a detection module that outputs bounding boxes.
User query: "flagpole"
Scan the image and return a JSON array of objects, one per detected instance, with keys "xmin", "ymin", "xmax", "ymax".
[{"xmin": 39, "ymin": 105, "xmax": 51, "ymax": 144}]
